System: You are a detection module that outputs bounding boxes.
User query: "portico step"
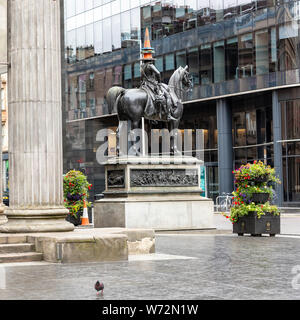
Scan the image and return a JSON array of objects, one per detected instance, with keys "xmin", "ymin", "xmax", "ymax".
[
  {"xmin": 0, "ymin": 252, "xmax": 43, "ymax": 263},
  {"xmin": 0, "ymin": 243, "xmax": 35, "ymax": 254},
  {"xmin": 0, "ymin": 235, "xmax": 28, "ymax": 245}
]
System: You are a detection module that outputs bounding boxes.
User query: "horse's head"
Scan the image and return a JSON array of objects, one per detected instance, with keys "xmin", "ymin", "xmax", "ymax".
[
  {"xmin": 168, "ymin": 66, "xmax": 193, "ymax": 100},
  {"xmin": 180, "ymin": 66, "xmax": 193, "ymax": 91}
]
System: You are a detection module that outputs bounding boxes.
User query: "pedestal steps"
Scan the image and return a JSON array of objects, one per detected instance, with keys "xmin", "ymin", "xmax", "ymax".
[{"xmin": 0, "ymin": 236, "xmax": 43, "ymax": 263}]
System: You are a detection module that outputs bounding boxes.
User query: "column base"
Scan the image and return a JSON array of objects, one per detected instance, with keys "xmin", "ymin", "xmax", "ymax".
[
  {"xmin": 0, "ymin": 207, "xmax": 74, "ymax": 233},
  {"xmin": 0, "ymin": 203, "xmax": 8, "ymax": 225}
]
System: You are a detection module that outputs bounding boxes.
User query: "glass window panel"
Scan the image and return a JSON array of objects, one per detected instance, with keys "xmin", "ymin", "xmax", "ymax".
[
  {"xmin": 226, "ymin": 37, "xmax": 238, "ymax": 80},
  {"xmin": 210, "ymin": 0, "xmax": 224, "ymax": 22},
  {"xmin": 153, "ymin": 2, "xmax": 163, "ymax": 40},
  {"xmin": 111, "ymin": 0, "xmax": 121, "ymax": 15},
  {"xmin": 224, "ymin": 0, "xmax": 238, "ymax": 19},
  {"xmin": 131, "ymin": 0, "xmax": 140, "ymax": 8},
  {"xmin": 85, "ymin": 23, "xmax": 94, "ymax": 50},
  {"xmin": 161, "ymin": 2, "xmax": 174, "ymax": 37},
  {"xmin": 155, "ymin": 56, "xmax": 164, "ymax": 72},
  {"xmin": 66, "ymin": 30, "xmax": 76, "ymax": 63},
  {"xmin": 287, "ymin": 157, "xmax": 300, "ymax": 202},
  {"xmin": 112, "ymin": 15, "xmax": 121, "ymax": 50},
  {"xmin": 102, "ymin": 18, "xmax": 112, "ymax": 53},
  {"xmin": 76, "ymin": 12, "xmax": 86, "ymax": 29},
  {"xmin": 76, "ymin": 0, "xmax": 85, "ymax": 15},
  {"xmin": 94, "ymin": 20, "xmax": 103, "ymax": 54},
  {"xmin": 124, "ymin": 64, "xmax": 132, "ymax": 88},
  {"xmin": 142, "ymin": 5, "xmax": 151, "ymax": 20},
  {"xmin": 213, "ymin": 40, "xmax": 225, "ymax": 83},
  {"xmin": 134, "ymin": 62, "xmax": 141, "ymax": 78},
  {"xmin": 176, "ymin": 50, "xmax": 186, "ymax": 68},
  {"xmin": 113, "ymin": 65, "xmax": 123, "ymax": 86},
  {"xmin": 94, "ymin": 6, "xmax": 103, "ymax": 22},
  {"xmin": 234, "ymin": 149, "xmax": 247, "ymax": 162},
  {"xmin": 121, "ymin": 11, "xmax": 131, "ymax": 42},
  {"xmin": 246, "ymin": 110, "xmax": 257, "ymax": 145},
  {"xmin": 255, "ymin": 29, "xmax": 269, "ymax": 75},
  {"xmin": 238, "ymin": 33, "xmax": 253, "ymax": 78},
  {"xmin": 187, "ymin": 47, "xmax": 200, "ymax": 85},
  {"xmin": 185, "ymin": 0, "xmax": 197, "ymax": 30},
  {"xmin": 85, "ymin": 0, "xmax": 94, "ymax": 11},
  {"xmin": 121, "ymin": 0, "xmax": 130, "ymax": 12},
  {"xmin": 131, "ymin": 7, "xmax": 141, "ymax": 40},
  {"xmin": 124, "ymin": 64, "xmax": 132, "ymax": 80},
  {"xmin": 173, "ymin": 0, "xmax": 185, "ymax": 33},
  {"xmin": 200, "ymin": 43, "xmax": 212, "ymax": 84},
  {"xmin": 66, "ymin": 0, "xmax": 76, "ymax": 18},
  {"xmin": 103, "ymin": 3, "xmax": 112, "ymax": 19},
  {"xmin": 286, "ymin": 100, "xmax": 300, "ymax": 141},
  {"xmin": 66, "ymin": 16, "xmax": 76, "ymax": 32},
  {"xmin": 165, "ymin": 53, "xmax": 175, "ymax": 71},
  {"xmin": 85, "ymin": 10, "xmax": 94, "ymax": 26},
  {"xmin": 278, "ymin": 22, "xmax": 299, "ymax": 71},
  {"xmin": 270, "ymin": 27, "xmax": 277, "ymax": 72},
  {"xmin": 94, "ymin": 0, "xmax": 103, "ymax": 6},
  {"xmin": 76, "ymin": 26, "xmax": 86, "ymax": 47},
  {"xmin": 247, "ymin": 147, "xmax": 257, "ymax": 161},
  {"xmin": 233, "ymin": 111, "xmax": 246, "ymax": 146},
  {"xmin": 197, "ymin": 0, "xmax": 210, "ymax": 26}
]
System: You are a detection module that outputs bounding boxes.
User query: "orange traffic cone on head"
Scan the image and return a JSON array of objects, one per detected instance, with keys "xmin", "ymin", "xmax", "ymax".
[
  {"xmin": 81, "ymin": 200, "xmax": 89, "ymax": 226},
  {"xmin": 141, "ymin": 27, "xmax": 155, "ymax": 61}
]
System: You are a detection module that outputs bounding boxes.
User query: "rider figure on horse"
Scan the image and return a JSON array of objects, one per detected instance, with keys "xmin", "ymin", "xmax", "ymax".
[{"xmin": 140, "ymin": 28, "xmax": 177, "ymax": 121}]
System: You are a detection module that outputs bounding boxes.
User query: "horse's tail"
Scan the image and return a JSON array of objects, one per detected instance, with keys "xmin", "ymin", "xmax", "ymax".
[
  {"xmin": 115, "ymin": 89, "xmax": 126, "ymax": 119},
  {"xmin": 106, "ymin": 86, "xmax": 125, "ymax": 114}
]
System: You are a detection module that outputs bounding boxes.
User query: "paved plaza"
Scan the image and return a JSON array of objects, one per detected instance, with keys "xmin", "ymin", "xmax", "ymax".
[{"xmin": 0, "ymin": 214, "xmax": 300, "ymax": 300}]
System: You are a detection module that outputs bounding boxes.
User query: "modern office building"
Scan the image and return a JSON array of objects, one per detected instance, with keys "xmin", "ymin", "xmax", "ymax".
[{"xmin": 63, "ymin": 0, "xmax": 300, "ymax": 207}]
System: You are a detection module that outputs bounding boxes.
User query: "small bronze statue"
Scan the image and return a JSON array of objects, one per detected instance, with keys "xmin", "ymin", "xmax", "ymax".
[{"xmin": 106, "ymin": 28, "xmax": 192, "ymax": 156}]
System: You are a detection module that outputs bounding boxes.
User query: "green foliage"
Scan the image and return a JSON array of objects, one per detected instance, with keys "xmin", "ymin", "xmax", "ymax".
[
  {"xmin": 230, "ymin": 202, "xmax": 280, "ymax": 223},
  {"xmin": 63, "ymin": 170, "xmax": 92, "ymax": 218},
  {"xmin": 227, "ymin": 161, "xmax": 281, "ymax": 223},
  {"xmin": 233, "ymin": 160, "xmax": 280, "ymax": 185}
]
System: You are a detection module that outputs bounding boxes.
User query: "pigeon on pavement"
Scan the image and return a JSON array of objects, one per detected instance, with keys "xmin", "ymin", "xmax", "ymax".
[{"xmin": 95, "ymin": 281, "xmax": 104, "ymax": 295}]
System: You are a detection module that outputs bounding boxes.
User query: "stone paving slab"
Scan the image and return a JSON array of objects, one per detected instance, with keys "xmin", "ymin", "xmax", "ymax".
[{"xmin": 1, "ymin": 234, "xmax": 300, "ymax": 299}]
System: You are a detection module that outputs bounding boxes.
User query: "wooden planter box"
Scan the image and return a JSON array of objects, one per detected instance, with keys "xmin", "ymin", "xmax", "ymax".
[{"xmin": 233, "ymin": 211, "xmax": 280, "ymax": 237}]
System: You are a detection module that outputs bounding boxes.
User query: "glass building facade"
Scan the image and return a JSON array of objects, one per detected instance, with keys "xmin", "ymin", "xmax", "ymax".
[{"xmin": 63, "ymin": 0, "xmax": 300, "ymax": 206}]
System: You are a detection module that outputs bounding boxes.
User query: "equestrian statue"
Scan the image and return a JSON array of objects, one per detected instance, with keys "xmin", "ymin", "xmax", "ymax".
[{"xmin": 106, "ymin": 28, "xmax": 192, "ymax": 156}]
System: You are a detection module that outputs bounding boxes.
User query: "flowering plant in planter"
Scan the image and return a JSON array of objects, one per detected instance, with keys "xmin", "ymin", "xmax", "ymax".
[
  {"xmin": 228, "ymin": 161, "xmax": 281, "ymax": 224},
  {"xmin": 233, "ymin": 161, "xmax": 280, "ymax": 185},
  {"xmin": 63, "ymin": 170, "xmax": 92, "ymax": 218},
  {"xmin": 229, "ymin": 201, "xmax": 280, "ymax": 223},
  {"xmin": 232, "ymin": 185, "xmax": 273, "ymax": 205}
]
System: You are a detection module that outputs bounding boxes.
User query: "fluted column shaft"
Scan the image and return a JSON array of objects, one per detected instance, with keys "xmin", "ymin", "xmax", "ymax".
[{"xmin": 0, "ymin": 0, "xmax": 73, "ymax": 232}]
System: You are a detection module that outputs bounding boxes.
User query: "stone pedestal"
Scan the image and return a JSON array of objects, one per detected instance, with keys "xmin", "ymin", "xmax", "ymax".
[
  {"xmin": 0, "ymin": 0, "xmax": 74, "ymax": 233},
  {"xmin": 94, "ymin": 156, "xmax": 215, "ymax": 230}
]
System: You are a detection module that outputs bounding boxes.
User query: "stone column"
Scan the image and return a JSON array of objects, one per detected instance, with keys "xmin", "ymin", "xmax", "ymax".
[
  {"xmin": 272, "ymin": 90, "xmax": 283, "ymax": 206},
  {"xmin": 0, "ymin": 0, "xmax": 74, "ymax": 232},
  {"xmin": 0, "ymin": 76, "xmax": 7, "ymax": 225},
  {"xmin": 217, "ymin": 99, "xmax": 233, "ymax": 195}
]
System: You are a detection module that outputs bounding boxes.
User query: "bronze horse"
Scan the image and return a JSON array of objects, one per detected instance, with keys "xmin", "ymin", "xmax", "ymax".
[{"xmin": 106, "ymin": 66, "xmax": 192, "ymax": 155}]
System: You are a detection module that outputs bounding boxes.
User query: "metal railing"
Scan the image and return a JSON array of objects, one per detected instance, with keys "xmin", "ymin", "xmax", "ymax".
[{"xmin": 216, "ymin": 193, "xmax": 233, "ymax": 213}]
